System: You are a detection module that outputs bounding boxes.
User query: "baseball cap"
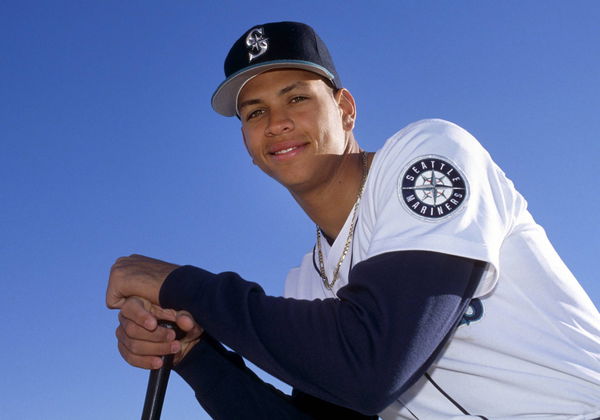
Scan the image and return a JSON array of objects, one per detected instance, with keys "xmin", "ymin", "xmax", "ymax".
[{"xmin": 211, "ymin": 21, "xmax": 342, "ymax": 117}]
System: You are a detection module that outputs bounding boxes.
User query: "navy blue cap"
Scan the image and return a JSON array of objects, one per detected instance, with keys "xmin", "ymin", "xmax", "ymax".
[{"xmin": 211, "ymin": 21, "xmax": 342, "ymax": 117}]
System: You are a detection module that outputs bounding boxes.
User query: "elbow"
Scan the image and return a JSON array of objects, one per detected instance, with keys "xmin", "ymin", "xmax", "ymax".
[
  {"xmin": 340, "ymin": 368, "xmax": 406, "ymax": 415},
  {"xmin": 352, "ymin": 384, "xmax": 397, "ymax": 415}
]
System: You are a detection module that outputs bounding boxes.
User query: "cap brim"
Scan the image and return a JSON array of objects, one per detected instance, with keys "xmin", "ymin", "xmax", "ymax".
[{"xmin": 211, "ymin": 60, "xmax": 336, "ymax": 117}]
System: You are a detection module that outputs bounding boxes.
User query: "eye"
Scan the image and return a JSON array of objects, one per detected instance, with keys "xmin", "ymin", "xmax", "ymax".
[
  {"xmin": 245, "ymin": 108, "xmax": 264, "ymax": 121},
  {"xmin": 290, "ymin": 96, "xmax": 308, "ymax": 104}
]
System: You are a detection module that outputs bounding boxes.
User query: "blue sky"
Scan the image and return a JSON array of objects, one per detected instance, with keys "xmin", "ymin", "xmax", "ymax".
[{"xmin": 1, "ymin": 1, "xmax": 599, "ymax": 419}]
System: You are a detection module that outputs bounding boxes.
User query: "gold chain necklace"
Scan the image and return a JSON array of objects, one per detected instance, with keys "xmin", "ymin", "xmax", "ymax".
[{"xmin": 316, "ymin": 151, "xmax": 368, "ymax": 290}]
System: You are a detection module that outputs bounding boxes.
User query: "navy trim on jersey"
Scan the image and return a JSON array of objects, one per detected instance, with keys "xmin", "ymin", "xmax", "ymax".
[
  {"xmin": 310, "ymin": 244, "xmax": 355, "ymax": 282},
  {"xmin": 161, "ymin": 251, "xmax": 486, "ymax": 414},
  {"xmin": 424, "ymin": 373, "xmax": 488, "ymax": 420},
  {"xmin": 311, "ymin": 244, "xmax": 320, "ymax": 276},
  {"xmin": 404, "ymin": 405, "xmax": 420, "ymax": 419}
]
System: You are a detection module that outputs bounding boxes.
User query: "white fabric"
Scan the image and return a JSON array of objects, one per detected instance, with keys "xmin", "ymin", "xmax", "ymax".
[{"xmin": 284, "ymin": 119, "xmax": 600, "ymax": 419}]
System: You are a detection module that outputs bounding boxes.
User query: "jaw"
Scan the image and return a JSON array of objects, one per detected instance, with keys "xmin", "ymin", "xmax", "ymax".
[{"xmin": 274, "ymin": 153, "xmax": 348, "ymax": 198}]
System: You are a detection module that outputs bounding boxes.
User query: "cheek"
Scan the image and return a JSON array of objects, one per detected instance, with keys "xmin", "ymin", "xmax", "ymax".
[
  {"xmin": 241, "ymin": 128, "xmax": 271, "ymax": 170},
  {"xmin": 241, "ymin": 127, "xmax": 259, "ymax": 156},
  {"xmin": 316, "ymin": 107, "xmax": 345, "ymax": 146},
  {"xmin": 302, "ymin": 104, "xmax": 340, "ymax": 133}
]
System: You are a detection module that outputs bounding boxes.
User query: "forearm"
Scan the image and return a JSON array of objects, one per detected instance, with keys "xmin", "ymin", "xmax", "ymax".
[
  {"xmin": 161, "ymin": 251, "xmax": 485, "ymax": 413},
  {"xmin": 174, "ymin": 334, "xmax": 308, "ymax": 419},
  {"xmin": 175, "ymin": 334, "xmax": 376, "ymax": 419}
]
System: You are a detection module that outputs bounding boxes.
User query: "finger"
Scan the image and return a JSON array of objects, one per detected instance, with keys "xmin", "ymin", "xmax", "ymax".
[
  {"xmin": 147, "ymin": 304, "xmax": 177, "ymax": 324},
  {"xmin": 119, "ymin": 297, "xmax": 158, "ymax": 330},
  {"xmin": 106, "ymin": 280, "xmax": 126, "ymax": 310},
  {"xmin": 175, "ymin": 310, "xmax": 205, "ymax": 340},
  {"xmin": 119, "ymin": 312, "xmax": 176, "ymax": 343},
  {"xmin": 175, "ymin": 311, "xmax": 197, "ymax": 332},
  {"xmin": 118, "ymin": 341, "xmax": 164, "ymax": 370},
  {"xmin": 106, "ymin": 257, "xmax": 131, "ymax": 309},
  {"xmin": 171, "ymin": 311, "xmax": 203, "ymax": 365},
  {"xmin": 116, "ymin": 325, "xmax": 180, "ymax": 359}
]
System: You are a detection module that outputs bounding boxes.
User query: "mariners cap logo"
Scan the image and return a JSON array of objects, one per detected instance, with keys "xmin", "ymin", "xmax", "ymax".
[
  {"xmin": 398, "ymin": 156, "xmax": 468, "ymax": 220},
  {"xmin": 245, "ymin": 27, "xmax": 269, "ymax": 62}
]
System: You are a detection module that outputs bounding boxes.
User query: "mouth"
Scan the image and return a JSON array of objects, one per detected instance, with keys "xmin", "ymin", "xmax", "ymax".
[
  {"xmin": 273, "ymin": 146, "xmax": 300, "ymax": 155},
  {"xmin": 268, "ymin": 142, "xmax": 309, "ymax": 160}
]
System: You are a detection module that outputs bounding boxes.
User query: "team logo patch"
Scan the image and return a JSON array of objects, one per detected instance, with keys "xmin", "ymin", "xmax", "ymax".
[
  {"xmin": 245, "ymin": 27, "xmax": 269, "ymax": 62},
  {"xmin": 460, "ymin": 298, "xmax": 484, "ymax": 326},
  {"xmin": 398, "ymin": 156, "xmax": 468, "ymax": 220}
]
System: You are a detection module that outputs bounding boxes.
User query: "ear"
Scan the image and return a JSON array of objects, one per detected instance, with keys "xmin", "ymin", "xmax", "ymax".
[
  {"xmin": 241, "ymin": 127, "xmax": 257, "ymax": 165},
  {"xmin": 335, "ymin": 88, "xmax": 357, "ymax": 131}
]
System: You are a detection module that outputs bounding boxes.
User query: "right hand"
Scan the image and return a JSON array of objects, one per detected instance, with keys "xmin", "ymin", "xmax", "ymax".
[{"xmin": 115, "ymin": 296, "xmax": 204, "ymax": 369}]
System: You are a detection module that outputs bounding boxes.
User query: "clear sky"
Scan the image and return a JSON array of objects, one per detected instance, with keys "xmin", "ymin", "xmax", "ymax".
[{"xmin": 1, "ymin": 1, "xmax": 599, "ymax": 419}]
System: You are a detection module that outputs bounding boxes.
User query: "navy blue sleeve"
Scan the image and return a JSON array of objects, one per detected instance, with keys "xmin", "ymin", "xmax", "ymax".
[
  {"xmin": 160, "ymin": 250, "xmax": 485, "ymax": 414},
  {"xmin": 174, "ymin": 334, "xmax": 378, "ymax": 419}
]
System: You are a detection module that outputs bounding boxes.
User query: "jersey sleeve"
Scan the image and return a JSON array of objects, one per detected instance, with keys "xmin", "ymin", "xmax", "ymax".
[
  {"xmin": 362, "ymin": 119, "xmax": 521, "ymax": 297},
  {"xmin": 174, "ymin": 334, "xmax": 376, "ymax": 419},
  {"xmin": 160, "ymin": 251, "xmax": 484, "ymax": 414}
]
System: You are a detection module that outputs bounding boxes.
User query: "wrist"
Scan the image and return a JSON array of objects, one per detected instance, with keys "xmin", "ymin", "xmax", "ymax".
[{"xmin": 174, "ymin": 332, "xmax": 204, "ymax": 366}]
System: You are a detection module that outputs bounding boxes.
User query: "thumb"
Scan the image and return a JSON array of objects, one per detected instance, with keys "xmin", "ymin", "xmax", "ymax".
[
  {"xmin": 175, "ymin": 311, "xmax": 197, "ymax": 332},
  {"xmin": 106, "ymin": 294, "xmax": 126, "ymax": 310}
]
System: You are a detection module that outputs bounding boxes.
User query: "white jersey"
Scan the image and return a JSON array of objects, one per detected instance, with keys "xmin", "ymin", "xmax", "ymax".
[{"xmin": 284, "ymin": 119, "xmax": 600, "ymax": 419}]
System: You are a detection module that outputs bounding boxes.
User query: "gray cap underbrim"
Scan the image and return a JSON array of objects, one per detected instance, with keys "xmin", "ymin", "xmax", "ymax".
[{"xmin": 211, "ymin": 60, "xmax": 337, "ymax": 117}]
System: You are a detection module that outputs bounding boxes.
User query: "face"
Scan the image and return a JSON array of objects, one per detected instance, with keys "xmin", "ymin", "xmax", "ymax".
[{"xmin": 238, "ymin": 69, "xmax": 356, "ymax": 193}]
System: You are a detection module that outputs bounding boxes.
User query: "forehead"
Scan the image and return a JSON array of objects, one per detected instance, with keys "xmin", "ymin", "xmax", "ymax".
[{"xmin": 238, "ymin": 69, "xmax": 329, "ymax": 102}]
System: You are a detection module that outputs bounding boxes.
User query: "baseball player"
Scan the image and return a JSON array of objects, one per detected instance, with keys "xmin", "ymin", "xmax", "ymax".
[{"xmin": 108, "ymin": 22, "xmax": 600, "ymax": 419}]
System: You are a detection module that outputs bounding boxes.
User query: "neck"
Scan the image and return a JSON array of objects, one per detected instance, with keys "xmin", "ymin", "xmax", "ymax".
[{"xmin": 291, "ymin": 147, "xmax": 371, "ymax": 241}]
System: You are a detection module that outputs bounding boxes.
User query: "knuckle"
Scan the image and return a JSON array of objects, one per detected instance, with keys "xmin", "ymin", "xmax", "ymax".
[
  {"xmin": 110, "ymin": 265, "xmax": 123, "ymax": 277},
  {"xmin": 118, "ymin": 344, "xmax": 140, "ymax": 368},
  {"xmin": 117, "ymin": 342, "xmax": 130, "ymax": 361},
  {"xmin": 110, "ymin": 259, "xmax": 122, "ymax": 272},
  {"xmin": 117, "ymin": 323, "xmax": 129, "ymax": 340},
  {"xmin": 123, "ymin": 321, "xmax": 137, "ymax": 337},
  {"xmin": 127, "ymin": 341, "xmax": 140, "ymax": 354}
]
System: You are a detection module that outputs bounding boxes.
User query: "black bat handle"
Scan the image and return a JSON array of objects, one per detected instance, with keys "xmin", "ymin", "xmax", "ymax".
[{"xmin": 141, "ymin": 321, "xmax": 181, "ymax": 420}]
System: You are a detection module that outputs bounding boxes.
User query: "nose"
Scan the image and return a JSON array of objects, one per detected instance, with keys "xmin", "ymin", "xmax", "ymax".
[{"xmin": 265, "ymin": 108, "xmax": 294, "ymax": 136}]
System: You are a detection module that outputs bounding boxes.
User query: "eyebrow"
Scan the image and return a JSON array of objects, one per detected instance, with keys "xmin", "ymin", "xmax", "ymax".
[{"xmin": 237, "ymin": 81, "xmax": 309, "ymax": 113}]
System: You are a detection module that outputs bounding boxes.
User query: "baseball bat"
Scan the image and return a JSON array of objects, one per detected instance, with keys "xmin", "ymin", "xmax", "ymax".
[{"xmin": 141, "ymin": 321, "xmax": 182, "ymax": 420}]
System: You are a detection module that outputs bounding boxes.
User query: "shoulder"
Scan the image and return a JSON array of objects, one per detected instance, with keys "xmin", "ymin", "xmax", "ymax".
[
  {"xmin": 369, "ymin": 119, "xmax": 493, "ymax": 185},
  {"xmin": 380, "ymin": 119, "xmax": 484, "ymax": 156}
]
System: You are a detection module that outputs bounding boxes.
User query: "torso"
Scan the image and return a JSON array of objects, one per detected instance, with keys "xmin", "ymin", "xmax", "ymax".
[{"xmin": 285, "ymin": 119, "xmax": 600, "ymax": 419}]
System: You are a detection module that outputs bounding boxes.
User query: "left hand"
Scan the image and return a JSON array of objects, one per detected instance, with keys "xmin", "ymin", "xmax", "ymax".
[
  {"xmin": 106, "ymin": 254, "xmax": 180, "ymax": 310},
  {"xmin": 116, "ymin": 296, "xmax": 204, "ymax": 369}
]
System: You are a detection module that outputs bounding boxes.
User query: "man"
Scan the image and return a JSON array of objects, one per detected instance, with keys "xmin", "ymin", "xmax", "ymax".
[{"xmin": 107, "ymin": 22, "xmax": 600, "ymax": 419}]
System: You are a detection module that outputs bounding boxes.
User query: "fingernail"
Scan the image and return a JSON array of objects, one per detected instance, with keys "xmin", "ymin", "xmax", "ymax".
[
  {"xmin": 171, "ymin": 342, "xmax": 180, "ymax": 353},
  {"xmin": 152, "ymin": 359, "xmax": 162, "ymax": 369}
]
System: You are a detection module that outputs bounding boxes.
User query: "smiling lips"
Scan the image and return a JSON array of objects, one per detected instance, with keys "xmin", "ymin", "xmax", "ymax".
[
  {"xmin": 274, "ymin": 146, "xmax": 299, "ymax": 155},
  {"xmin": 269, "ymin": 142, "xmax": 308, "ymax": 160}
]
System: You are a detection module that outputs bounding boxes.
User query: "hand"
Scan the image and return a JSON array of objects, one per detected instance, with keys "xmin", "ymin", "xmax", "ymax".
[
  {"xmin": 106, "ymin": 254, "xmax": 179, "ymax": 310},
  {"xmin": 116, "ymin": 296, "xmax": 204, "ymax": 369}
]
